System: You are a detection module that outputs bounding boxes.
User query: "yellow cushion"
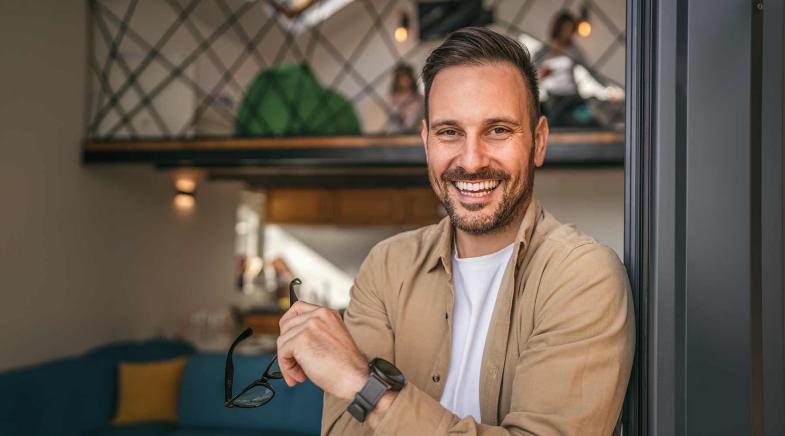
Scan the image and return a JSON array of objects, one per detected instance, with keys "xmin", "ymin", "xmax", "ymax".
[{"xmin": 112, "ymin": 357, "xmax": 187, "ymax": 425}]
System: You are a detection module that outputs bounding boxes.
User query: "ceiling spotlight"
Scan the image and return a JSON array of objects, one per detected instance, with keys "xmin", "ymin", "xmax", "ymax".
[
  {"xmin": 395, "ymin": 12, "xmax": 410, "ymax": 43},
  {"xmin": 577, "ymin": 4, "xmax": 591, "ymax": 37},
  {"xmin": 174, "ymin": 192, "xmax": 196, "ymax": 210},
  {"xmin": 577, "ymin": 20, "xmax": 591, "ymax": 37},
  {"xmin": 175, "ymin": 177, "xmax": 197, "ymax": 193},
  {"xmin": 174, "ymin": 177, "xmax": 197, "ymax": 211}
]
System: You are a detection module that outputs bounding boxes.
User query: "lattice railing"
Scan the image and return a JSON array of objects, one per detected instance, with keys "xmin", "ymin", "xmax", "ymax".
[{"xmin": 87, "ymin": 0, "xmax": 625, "ymax": 141}]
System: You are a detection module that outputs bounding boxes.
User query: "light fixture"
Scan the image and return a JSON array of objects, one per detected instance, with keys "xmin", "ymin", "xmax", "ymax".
[
  {"xmin": 175, "ymin": 177, "xmax": 197, "ymax": 193},
  {"xmin": 577, "ymin": 4, "xmax": 591, "ymax": 37},
  {"xmin": 174, "ymin": 177, "xmax": 197, "ymax": 211},
  {"xmin": 394, "ymin": 12, "xmax": 409, "ymax": 43},
  {"xmin": 174, "ymin": 192, "xmax": 196, "ymax": 210}
]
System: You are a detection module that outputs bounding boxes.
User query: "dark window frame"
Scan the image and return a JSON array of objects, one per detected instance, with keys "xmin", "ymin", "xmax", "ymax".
[{"xmin": 623, "ymin": 0, "xmax": 785, "ymax": 434}]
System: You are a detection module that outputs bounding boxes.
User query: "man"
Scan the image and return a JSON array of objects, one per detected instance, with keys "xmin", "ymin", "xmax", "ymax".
[{"xmin": 276, "ymin": 27, "xmax": 635, "ymax": 435}]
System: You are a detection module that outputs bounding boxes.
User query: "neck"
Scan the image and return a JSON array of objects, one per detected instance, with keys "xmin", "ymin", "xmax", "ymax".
[{"xmin": 454, "ymin": 199, "xmax": 530, "ymax": 258}]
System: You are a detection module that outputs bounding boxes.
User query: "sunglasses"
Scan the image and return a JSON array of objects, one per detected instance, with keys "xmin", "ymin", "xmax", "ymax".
[{"xmin": 224, "ymin": 278, "xmax": 301, "ymax": 408}]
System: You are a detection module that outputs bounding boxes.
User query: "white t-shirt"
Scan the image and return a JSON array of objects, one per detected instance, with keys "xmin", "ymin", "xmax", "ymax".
[{"xmin": 439, "ymin": 242, "xmax": 515, "ymax": 421}]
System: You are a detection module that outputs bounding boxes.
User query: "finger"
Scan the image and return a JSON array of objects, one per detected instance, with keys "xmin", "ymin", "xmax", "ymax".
[
  {"xmin": 278, "ymin": 310, "xmax": 313, "ymax": 336},
  {"xmin": 278, "ymin": 355, "xmax": 304, "ymax": 387},
  {"xmin": 279, "ymin": 301, "xmax": 320, "ymax": 327},
  {"xmin": 278, "ymin": 308, "xmax": 341, "ymax": 347},
  {"xmin": 280, "ymin": 309, "xmax": 350, "ymax": 356},
  {"xmin": 276, "ymin": 321, "xmax": 316, "ymax": 385},
  {"xmin": 276, "ymin": 312, "xmax": 342, "ymax": 386},
  {"xmin": 279, "ymin": 303, "xmax": 333, "ymax": 332},
  {"xmin": 277, "ymin": 317, "xmax": 317, "ymax": 357},
  {"xmin": 279, "ymin": 355, "xmax": 307, "ymax": 386}
]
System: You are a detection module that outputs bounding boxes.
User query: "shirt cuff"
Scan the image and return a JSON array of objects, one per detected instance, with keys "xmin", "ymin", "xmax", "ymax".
[{"xmin": 374, "ymin": 382, "xmax": 454, "ymax": 436}]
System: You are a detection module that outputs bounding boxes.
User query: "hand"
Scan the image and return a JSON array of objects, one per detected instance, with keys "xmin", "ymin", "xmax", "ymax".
[{"xmin": 277, "ymin": 301, "xmax": 370, "ymax": 401}]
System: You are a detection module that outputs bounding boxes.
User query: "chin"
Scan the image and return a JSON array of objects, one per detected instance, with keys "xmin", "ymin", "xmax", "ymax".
[
  {"xmin": 445, "ymin": 188, "xmax": 529, "ymax": 234},
  {"xmin": 450, "ymin": 206, "xmax": 503, "ymax": 234}
]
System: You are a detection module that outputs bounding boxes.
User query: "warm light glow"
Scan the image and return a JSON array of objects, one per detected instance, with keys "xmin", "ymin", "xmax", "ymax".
[
  {"xmin": 394, "ymin": 26, "xmax": 408, "ymax": 42},
  {"xmin": 577, "ymin": 20, "xmax": 592, "ymax": 37},
  {"xmin": 175, "ymin": 178, "xmax": 197, "ymax": 193},
  {"xmin": 174, "ymin": 193, "xmax": 195, "ymax": 210}
]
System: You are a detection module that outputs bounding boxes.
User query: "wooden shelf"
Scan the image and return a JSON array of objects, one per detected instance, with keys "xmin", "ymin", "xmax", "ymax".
[
  {"xmin": 83, "ymin": 130, "xmax": 623, "ymax": 187},
  {"xmin": 265, "ymin": 187, "xmax": 444, "ymax": 226}
]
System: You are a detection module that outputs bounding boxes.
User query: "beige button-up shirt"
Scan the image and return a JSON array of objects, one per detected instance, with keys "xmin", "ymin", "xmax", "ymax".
[{"xmin": 322, "ymin": 196, "xmax": 635, "ymax": 435}]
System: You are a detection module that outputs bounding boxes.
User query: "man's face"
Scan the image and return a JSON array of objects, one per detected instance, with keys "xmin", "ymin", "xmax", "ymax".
[{"xmin": 422, "ymin": 63, "xmax": 548, "ymax": 234}]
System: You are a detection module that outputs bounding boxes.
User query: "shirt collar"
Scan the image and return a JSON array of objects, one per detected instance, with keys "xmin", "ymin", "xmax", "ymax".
[{"xmin": 427, "ymin": 194, "xmax": 543, "ymax": 277}]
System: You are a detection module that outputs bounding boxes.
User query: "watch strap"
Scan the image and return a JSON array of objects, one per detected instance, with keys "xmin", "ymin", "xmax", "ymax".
[{"xmin": 347, "ymin": 373, "xmax": 389, "ymax": 422}]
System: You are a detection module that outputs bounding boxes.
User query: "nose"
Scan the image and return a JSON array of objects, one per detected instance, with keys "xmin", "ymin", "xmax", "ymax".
[{"xmin": 456, "ymin": 133, "xmax": 490, "ymax": 174}]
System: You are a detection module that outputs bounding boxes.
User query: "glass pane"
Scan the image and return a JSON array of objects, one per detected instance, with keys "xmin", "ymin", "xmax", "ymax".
[{"xmin": 234, "ymin": 384, "xmax": 274, "ymax": 407}]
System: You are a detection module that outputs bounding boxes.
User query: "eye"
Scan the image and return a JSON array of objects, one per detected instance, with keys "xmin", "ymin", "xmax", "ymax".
[
  {"xmin": 437, "ymin": 128, "xmax": 460, "ymax": 137},
  {"xmin": 490, "ymin": 126, "xmax": 511, "ymax": 135}
]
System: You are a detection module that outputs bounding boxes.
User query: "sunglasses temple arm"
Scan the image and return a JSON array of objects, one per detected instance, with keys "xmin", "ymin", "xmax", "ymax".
[
  {"xmin": 225, "ymin": 353, "xmax": 235, "ymax": 402},
  {"xmin": 225, "ymin": 328, "xmax": 253, "ymax": 402},
  {"xmin": 262, "ymin": 354, "xmax": 280, "ymax": 378},
  {"xmin": 289, "ymin": 278, "xmax": 301, "ymax": 305}
]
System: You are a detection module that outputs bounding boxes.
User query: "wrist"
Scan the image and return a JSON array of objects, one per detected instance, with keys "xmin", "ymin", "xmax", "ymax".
[
  {"xmin": 341, "ymin": 366, "xmax": 369, "ymax": 401},
  {"xmin": 345, "ymin": 357, "xmax": 405, "ymax": 423},
  {"xmin": 366, "ymin": 390, "xmax": 398, "ymax": 429}
]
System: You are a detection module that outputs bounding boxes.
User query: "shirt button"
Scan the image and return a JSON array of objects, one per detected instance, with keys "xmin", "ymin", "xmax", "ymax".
[
  {"xmin": 432, "ymin": 373, "xmax": 441, "ymax": 383},
  {"xmin": 445, "ymin": 312, "xmax": 449, "ymax": 320}
]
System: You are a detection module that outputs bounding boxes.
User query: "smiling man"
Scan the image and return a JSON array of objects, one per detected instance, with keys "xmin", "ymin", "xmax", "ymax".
[{"xmin": 276, "ymin": 27, "xmax": 635, "ymax": 435}]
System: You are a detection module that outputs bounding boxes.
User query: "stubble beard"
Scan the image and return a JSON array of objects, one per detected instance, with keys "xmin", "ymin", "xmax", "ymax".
[{"xmin": 430, "ymin": 153, "xmax": 535, "ymax": 235}]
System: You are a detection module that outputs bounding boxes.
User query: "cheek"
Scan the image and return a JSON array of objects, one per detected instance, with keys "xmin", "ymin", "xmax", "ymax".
[
  {"xmin": 426, "ymin": 149, "xmax": 451, "ymax": 176},
  {"xmin": 499, "ymin": 149, "xmax": 530, "ymax": 180},
  {"xmin": 426, "ymin": 156, "xmax": 447, "ymax": 191}
]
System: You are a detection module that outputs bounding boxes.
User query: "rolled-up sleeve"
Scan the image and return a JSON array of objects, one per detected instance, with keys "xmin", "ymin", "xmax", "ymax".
[
  {"xmin": 321, "ymin": 244, "xmax": 395, "ymax": 436},
  {"xmin": 506, "ymin": 243, "xmax": 635, "ymax": 435}
]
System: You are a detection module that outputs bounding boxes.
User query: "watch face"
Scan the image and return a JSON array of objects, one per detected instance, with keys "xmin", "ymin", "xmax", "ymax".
[
  {"xmin": 373, "ymin": 358, "xmax": 401, "ymax": 376},
  {"xmin": 371, "ymin": 358, "xmax": 405, "ymax": 389}
]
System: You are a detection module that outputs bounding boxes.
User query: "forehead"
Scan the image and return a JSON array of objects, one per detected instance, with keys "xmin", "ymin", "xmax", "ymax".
[{"xmin": 428, "ymin": 62, "xmax": 530, "ymax": 123}]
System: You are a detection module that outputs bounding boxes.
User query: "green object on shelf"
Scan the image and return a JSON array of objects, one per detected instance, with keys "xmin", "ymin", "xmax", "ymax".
[{"xmin": 235, "ymin": 63, "xmax": 361, "ymax": 136}]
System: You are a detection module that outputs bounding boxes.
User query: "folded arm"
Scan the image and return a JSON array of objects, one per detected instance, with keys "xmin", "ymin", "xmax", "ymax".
[{"xmin": 321, "ymin": 243, "xmax": 634, "ymax": 435}]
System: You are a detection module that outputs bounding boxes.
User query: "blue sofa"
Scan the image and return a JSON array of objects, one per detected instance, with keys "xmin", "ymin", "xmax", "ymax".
[{"xmin": 0, "ymin": 340, "xmax": 323, "ymax": 436}]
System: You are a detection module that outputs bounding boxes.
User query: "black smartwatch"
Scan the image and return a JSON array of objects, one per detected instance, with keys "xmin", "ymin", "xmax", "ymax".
[{"xmin": 347, "ymin": 358, "xmax": 405, "ymax": 422}]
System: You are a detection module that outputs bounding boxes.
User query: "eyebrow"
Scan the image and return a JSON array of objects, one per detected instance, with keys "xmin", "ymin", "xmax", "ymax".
[
  {"xmin": 430, "ymin": 119, "xmax": 460, "ymax": 129},
  {"xmin": 485, "ymin": 117, "xmax": 521, "ymax": 127},
  {"xmin": 430, "ymin": 117, "xmax": 521, "ymax": 130}
]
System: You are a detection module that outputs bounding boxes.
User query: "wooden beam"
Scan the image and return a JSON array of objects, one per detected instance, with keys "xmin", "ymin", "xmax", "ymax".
[{"xmin": 84, "ymin": 130, "xmax": 624, "ymax": 152}]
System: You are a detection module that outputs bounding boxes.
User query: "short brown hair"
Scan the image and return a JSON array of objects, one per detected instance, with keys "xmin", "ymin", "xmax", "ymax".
[{"xmin": 421, "ymin": 27, "xmax": 541, "ymax": 130}]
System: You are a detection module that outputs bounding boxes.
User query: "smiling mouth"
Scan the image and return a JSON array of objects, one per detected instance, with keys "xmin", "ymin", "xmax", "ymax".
[{"xmin": 452, "ymin": 180, "xmax": 502, "ymax": 197}]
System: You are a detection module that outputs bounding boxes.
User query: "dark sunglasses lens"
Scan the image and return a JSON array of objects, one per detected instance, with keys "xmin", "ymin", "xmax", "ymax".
[
  {"xmin": 234, "ymin": 385, "xmax": 274, "ymax": 407},
  {"xmin": 267, "ymin": 358, "xmax": 282, "ymax": 379}
]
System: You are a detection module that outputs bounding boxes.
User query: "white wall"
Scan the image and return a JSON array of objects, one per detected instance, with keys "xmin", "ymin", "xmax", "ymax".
[
  {"xmin": 536, "ymin": 168, "xmax": 624, "ymax": 256},
  {"xmin": 0, "ymin": 0, "xmax": 242, "ymax": 371}
]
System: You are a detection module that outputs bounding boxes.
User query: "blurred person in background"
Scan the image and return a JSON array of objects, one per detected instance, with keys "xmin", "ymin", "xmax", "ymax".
[
  {"xmin": 387, "ymin": 62, "xmax": 424, "ymax": 133},
  {"xmin": 534, "ymin": 11, "xmax": 594, "ymax": 127}
]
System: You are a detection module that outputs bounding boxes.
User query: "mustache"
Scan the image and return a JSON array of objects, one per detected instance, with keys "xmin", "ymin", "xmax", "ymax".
[{"xmin": 440, "ymin": 167, "xmax": 511, "ymax": 183}]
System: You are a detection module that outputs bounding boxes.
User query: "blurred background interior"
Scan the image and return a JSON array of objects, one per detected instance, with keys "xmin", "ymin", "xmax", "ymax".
[{"xmin": 1, "ymin": 1, "xmax": 626, "ymax": 435}]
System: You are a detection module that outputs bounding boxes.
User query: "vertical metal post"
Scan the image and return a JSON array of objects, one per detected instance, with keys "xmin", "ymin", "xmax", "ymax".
[{"xmin": 625, "ymin": 0, "xmax": 785, "ymax": 434}]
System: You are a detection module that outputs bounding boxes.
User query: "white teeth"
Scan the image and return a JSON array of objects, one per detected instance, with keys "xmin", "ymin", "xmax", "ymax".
[{"xmin": 453, "ymin": 180, "xmax": 500, "ymax": 194}]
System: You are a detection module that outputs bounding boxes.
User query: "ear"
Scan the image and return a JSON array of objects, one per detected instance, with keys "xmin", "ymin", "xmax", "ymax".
[
  {"xmin": 532, "ymin": 116, "xmax": 549, "ymax": 167},
  {"xmin": 420, "ymin": 118, "xmax": 429, "ymax": 159}
]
